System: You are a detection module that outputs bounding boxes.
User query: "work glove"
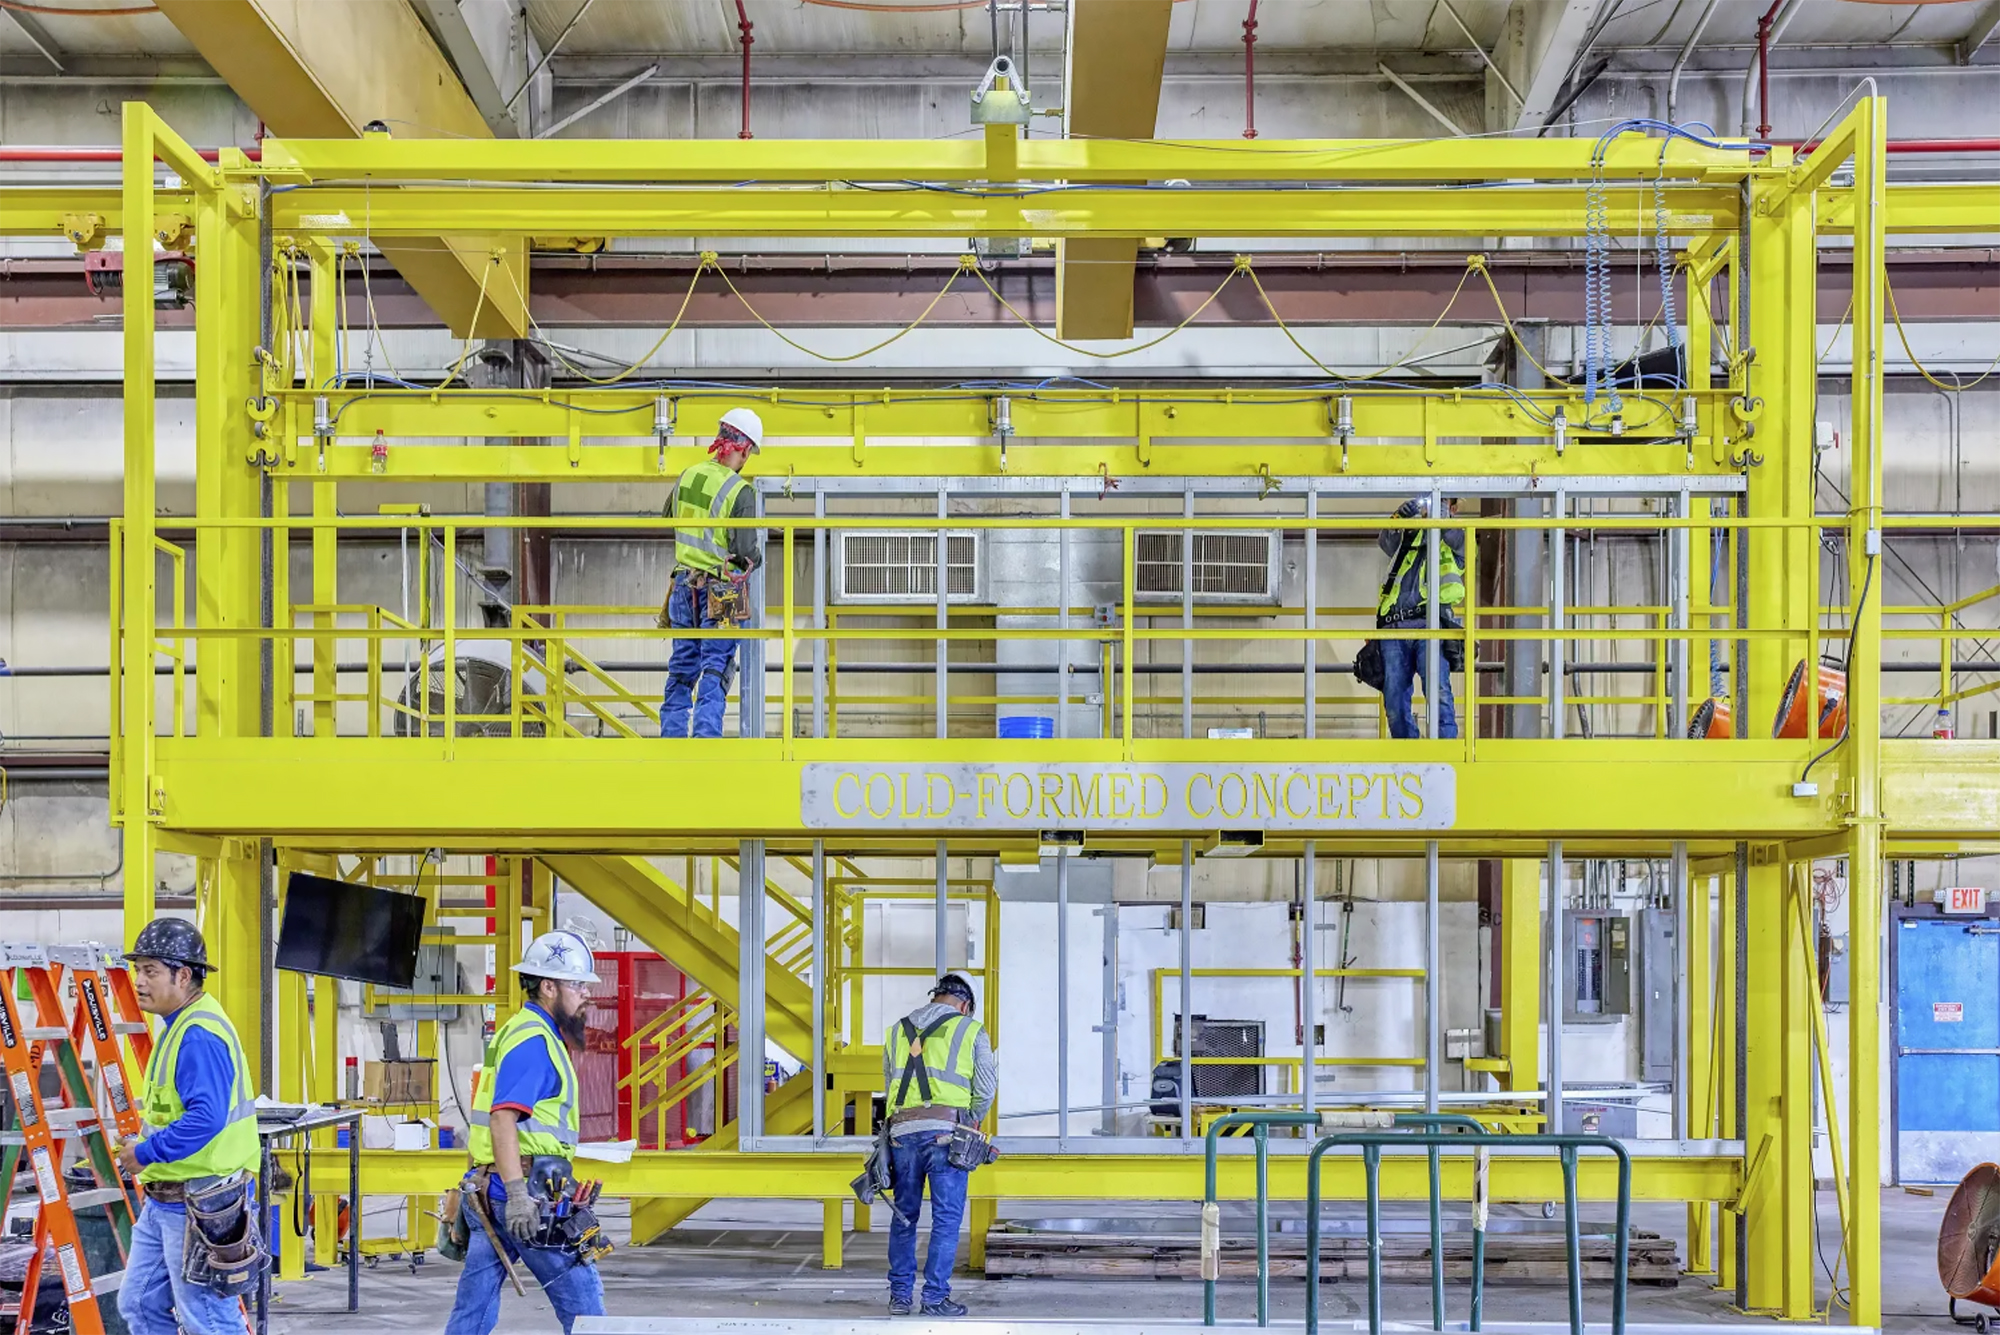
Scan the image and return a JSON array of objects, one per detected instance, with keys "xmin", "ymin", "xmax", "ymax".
[{"xmin": 502, "ymin": 1181, "xmax": 539, "ymax": 1243}]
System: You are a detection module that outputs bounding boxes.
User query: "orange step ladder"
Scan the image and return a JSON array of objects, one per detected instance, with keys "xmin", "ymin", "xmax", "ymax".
[{"xmin": 0, "ymin": 943, "xmax": 142, "ymax": 1335}]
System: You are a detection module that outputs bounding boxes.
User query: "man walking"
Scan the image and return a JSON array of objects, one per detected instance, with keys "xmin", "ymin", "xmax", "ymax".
[
  {"xmin": 661, "ymin": 406, "xmax": 765, "ymax": 738},
  {"xmin": 445, "ymin": 931, "xmax": 607, "ymax": 1335},
  {"xmin": 881, "ymin": 974, "xmax": 997, "ymax": 1318},
  {"xmin": 116, "ymin": 919, "xmax": 260, "ymax": 1335},
  {"xmin": 1375, "ymin": 495, "xmax": 1466, "ymax": 739}
]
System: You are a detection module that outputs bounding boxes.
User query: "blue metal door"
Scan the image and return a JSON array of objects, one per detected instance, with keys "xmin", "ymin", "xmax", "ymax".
[{"xmin": 1895, "ymin": 915, "xmax": 2000, "ymax": 1183}]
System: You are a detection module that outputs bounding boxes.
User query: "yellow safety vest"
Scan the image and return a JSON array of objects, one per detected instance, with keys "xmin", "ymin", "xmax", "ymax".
[
  {"xmin": 468, "ymin": 1006, "xmax": 579, "ymax": 1163},
  {"xmin": 135, "ymin": 994, "xmax": 260, "ymax": 1183},
  {"xmin": 671, "ymin": 459, "xmax": 750, "ymax": 575},
  {"xmin": 1378, "ymin": 534, "xmax": 1466, "ymax": 622},
  {"xmin": 884, "ymin": 1012, "xmax": 982, "ymax": 1116}
]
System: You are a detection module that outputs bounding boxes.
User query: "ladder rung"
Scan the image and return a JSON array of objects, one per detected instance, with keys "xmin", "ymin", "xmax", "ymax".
[
  {"xmin": 111, "ymin": 1022, "xmax": 148, "ymax": 1034},
  {"xmin": 64, "ymin": 1187, "xmax": 130, "ymax": 1209},
  {"xmin": 24, "ymin": 1027, "xmax": 70, "ymax": 1041},
  {"xmin": 90, "ymin": 1268, "xmax": 123, "ymax": 1295},
  {"xmin": 43, "ymin": 1107, "xmax": 100, "ymax": 1127}
]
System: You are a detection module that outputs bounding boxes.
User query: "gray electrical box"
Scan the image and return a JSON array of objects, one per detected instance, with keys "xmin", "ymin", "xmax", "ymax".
[
  {"xmin": 1637, "ymin": 908, "xmax": 1678, "ymax": 1082},
  {"xmin": 1562, "ymin": 912, "xmax": 1632, "ymax": 1024}
]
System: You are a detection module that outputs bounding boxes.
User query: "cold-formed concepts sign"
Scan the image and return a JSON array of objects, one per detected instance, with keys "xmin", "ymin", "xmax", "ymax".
[{"xmin": 800, "ymin": 763, "xmax": 1454, "ymax": 831}]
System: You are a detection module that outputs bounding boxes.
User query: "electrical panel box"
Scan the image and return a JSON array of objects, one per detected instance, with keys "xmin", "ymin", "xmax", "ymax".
[
  {"xmin": 1637, "ymin": 908, "xmax": 1678, "ymax": 1082},
  {"xmin": 1562, "ymin": 912, "xmax": 1632, "ymax": 1024}
]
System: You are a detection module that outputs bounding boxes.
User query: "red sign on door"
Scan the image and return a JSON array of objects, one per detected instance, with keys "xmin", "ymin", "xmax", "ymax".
[{"xmin": 1944, "ymin": 886, "xmax": 1988, "ymax": 915}]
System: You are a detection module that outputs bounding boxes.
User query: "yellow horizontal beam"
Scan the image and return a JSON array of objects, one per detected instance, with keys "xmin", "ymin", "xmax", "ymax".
[
  {"xmin": 267, "ymin": 185, "xmax": 1741, "ymax": 240},
  {"xmin": 300, "ymin": 1147, "xmax": 1741, "ymax": 1203},
  {"xmin": 251, "ymin": 134, "xmax": 1756, "ymax": 184},
  {"xmin": 1881, "ymin": 739, "xmax": 2000, "ymax": 836},
  {"xmin": 283, "ymin": 386, "xmax": 1718, "ymax": 445},
  {"xmin": 151, "ymin": 739, "xmax": 1842, "ymax": 841},
  {"xmin": 1827, "ymin": 182, "xmax": 2000, "ymax": 235}
]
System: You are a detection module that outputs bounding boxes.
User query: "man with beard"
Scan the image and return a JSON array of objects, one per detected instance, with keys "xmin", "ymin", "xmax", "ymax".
[{"xmin": 445, "ymin": 931, "xmax": 604, "ymax": 1334}]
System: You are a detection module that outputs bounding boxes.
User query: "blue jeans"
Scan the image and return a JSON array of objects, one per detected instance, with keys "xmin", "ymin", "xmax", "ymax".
[
  {"xmin": 1382, "ymin": 632, "xmax": 1458, "ymax": 740},
  {"xmin": 887, "ymin": 1132, "xmax": 969, "ymax": 1306},
  {"xmin": 443, "ymin": 1217, "xmax": 605, "ymax": 1335},
  {"xmin": 659, "ymin": 573, "xmax": 742, "ymax": 739},
  {"xmin": 117, "ymin": 1199, "xmax": 251, "ymax": 1335}
]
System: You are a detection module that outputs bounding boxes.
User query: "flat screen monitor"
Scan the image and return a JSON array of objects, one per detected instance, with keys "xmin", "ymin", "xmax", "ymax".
[{"xmin": 276, "ymin": 871, "xmax": 426, "ymax": 988}]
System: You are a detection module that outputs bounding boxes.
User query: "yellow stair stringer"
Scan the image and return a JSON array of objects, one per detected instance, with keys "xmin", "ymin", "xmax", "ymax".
[
  {"xmin": 626, "ymin": 1074, "xmax": 816, "ymax": 1245},
  {"xmin": 542, "ymin": 854, "xmax": 815, "ymax": 1056}
]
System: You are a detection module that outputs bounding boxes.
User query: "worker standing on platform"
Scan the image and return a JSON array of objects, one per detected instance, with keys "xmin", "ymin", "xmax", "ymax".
[
  {"xmin": 1373, "ymin": 495, "xmax": 1466, "ymax": 739},
  {"xmin": 445, "ymin": 931, "xmax": 608, "ymax": 1335},
  {"xmin": 115, "ymin": 919, "xmax": 262, "ymax": 1335},
  {"xmin": 660, "ymin": 406, "xmax": 765, "ymax": 738},
  {"xmin": 881, "ymin": 973, "xmax": 999, "ymax": 1318}
]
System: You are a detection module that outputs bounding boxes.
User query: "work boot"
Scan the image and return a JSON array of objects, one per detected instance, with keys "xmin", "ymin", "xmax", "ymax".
[
  {"xmin": 888, "ymin": 1295, "xmax": 913, "ymax": 1317},
  {"xmin": 920, "ymin": 1299, "xmax": 968, "ymax": 1318}
]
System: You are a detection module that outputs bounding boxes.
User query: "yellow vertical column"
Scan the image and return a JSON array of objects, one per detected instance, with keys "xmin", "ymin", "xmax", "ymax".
[
  {"xmin": 1742, "ymin": 846, "xmax": 1813, "ymax": 1317},
  {"xmin": 1498, "ymin": 861, "xmax": 1542, "ymax": 1101},
  {"xmin": 1685, "ymin": 867, "xmax": 1714, "ymax": 1275},
  {"xmin": 1715, "ymin": 859, "xmax": 1738, "ymax": 1296},
  {"xmin": 118, "ymin": 106, "xmax": 161, "ymax": 950},
  {"xmin": 313, "ymin": 971, "xmax": 341, "ymax": 1269},
  {"xmin": 1841, "ymin": 95, "xmax": 1888, "ymax": 1329}
]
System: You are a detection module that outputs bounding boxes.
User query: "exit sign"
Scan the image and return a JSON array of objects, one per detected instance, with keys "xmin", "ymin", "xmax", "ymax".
[{"xmin": 1941, "ymin": 886, "xmax": 1989, "ymax": 915}]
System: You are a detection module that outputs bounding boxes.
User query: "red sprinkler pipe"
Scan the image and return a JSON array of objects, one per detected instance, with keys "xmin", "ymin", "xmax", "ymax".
[
  {"xmin": 1241, "ymin": 0, "xmax": 1259, "ymax": 140},
  {"xmin": 1791, "ymin": 138, "xmax": 2000, "ymax": 155},
  {"xmin": 1754, "ymin": 0, "xmax": 1782, "ymax": 140},
  {"xmin": 734, "ymin": 0, "xmax": 755, "ymax": 140}
]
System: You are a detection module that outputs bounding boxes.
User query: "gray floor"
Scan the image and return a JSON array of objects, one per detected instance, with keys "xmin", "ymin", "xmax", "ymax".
[{"xmin": 263, "ymin": 1189, "xmax": 1952, "ymax": 1334}]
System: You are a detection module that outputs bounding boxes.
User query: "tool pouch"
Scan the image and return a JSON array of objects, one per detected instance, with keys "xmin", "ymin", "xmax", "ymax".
[
  {"xmin": 181, "ymin": 1172, "xmax": 269, "ymax": 1298},
  {"xmin": 943, "ymin": 1124, "xmax": 999, "ymax": 1171},
  {"xmin": 850, "ymin": 1122, "xmax": 894, "ymax": 1205},
  {"xmin": 656, "ymin": 572, "xmax": 679, "ymax": 630},
  {"xmin": 436, "ymin": 1184, "xmax": 471, "ymax": 1263}
]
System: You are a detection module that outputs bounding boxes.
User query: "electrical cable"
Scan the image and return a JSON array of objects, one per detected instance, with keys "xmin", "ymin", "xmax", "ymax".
[
  {"xmin": 711, "ymin": 256, "xmax": 975, "ymax": 362},
  {"xmin": 501, "ymin": 257, "xmax": 708, "ymax": 384},
  {"xmin": 968, "ymin": 258, "xmax": 1242, "ymax": 359},
  {"xmin": 1886, "ymin": 277, "xmax": 2000, "ymax": 392},
  {"xmin": 430, "ymin": 256, "xmax": 496, "ymax": 393},
  {"xmin": 1799, "ymin": 549, "xmax": 1873, "ymax": 784},
  {"xmin": 1242, "ymin": 258, "xmax": 1477, "ymax": 381}
]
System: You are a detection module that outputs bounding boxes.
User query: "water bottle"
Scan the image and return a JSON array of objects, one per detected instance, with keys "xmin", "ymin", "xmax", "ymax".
[{"xmin": 1934, "ymin": 708, "xmax": 1954, "ymax": 740}]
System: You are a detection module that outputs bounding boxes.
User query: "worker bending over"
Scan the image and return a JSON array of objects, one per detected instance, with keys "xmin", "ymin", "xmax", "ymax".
[
  {"xmin": 1374, "ymin": 495, "xmax": 1466, "ymax": 739},
  {"xmin": 660, "ymin": 406, "xmax": 765, "ymax": 738},
  {"xmin": 445, "ymin": 932, "xmax": 609, "ymax": 1335},
  {"xmin": 882, "ymin": 974, "xmax": 999, "ymax": 1317},
  {"xmin": 116, "ymin": 920, "xmax": 263, "ymax": 1335}
]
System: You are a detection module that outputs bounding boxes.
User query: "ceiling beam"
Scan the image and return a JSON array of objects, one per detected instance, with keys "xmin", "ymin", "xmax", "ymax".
[
  {"xmin": 2, "ymin": 6, "xmax": 65, "ymax": 72},
  {"xmin": 410, "ymin": 0, "xmax": 523, "ymax": 139},
  {"xmin": 1054, "ymin": 0, "xmax": 1174, "ymax": 342},
  {"xmin": 1961, "ymin": 0, "xmax": 2000, "ymax": 64},
  {"xmin": 153, "ymin": 0, "xmax": 526, "ymax": 339},
  {"xmin": 1505, "ymin": 0, "xmax": 1608, "ymax": 132}
]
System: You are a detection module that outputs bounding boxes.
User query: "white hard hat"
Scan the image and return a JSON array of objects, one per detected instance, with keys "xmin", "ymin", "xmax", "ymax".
[
  {"xmin": 518, "ymin": 930, "xmax": 600, "ymax": 984},
  {"xmin": 716, "ymin": 406, "xmax": 764, "ymax": 453}
]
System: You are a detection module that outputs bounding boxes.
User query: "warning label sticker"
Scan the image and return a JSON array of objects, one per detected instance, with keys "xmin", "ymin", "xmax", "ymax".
[
  {"xmin": 1936, "ymin": 1002, "xmax": 1966, "ymax": 1023},
  {"xmin": 31, "ymin": 1147, "xmax": 59, "ymax": 1203},
  {"xmin": 55, "ymin": 1243, "xmax": 88, "ymax": 1299}
]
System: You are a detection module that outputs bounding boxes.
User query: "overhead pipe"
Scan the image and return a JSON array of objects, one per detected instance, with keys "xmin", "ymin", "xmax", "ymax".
[
  {"xmin": 1742, "ymin": 0, "xmax": 1807, "ymax": 138},
  {"xmin": 735, "ymin": 0, "xmax": 756, "ymax": 140},
  {"xmin": 0, "ymin": 146, "xmax": 258, "ymax": 163},
  {"xmin": 1666, "ymin": 0, "xmax": 1722, "ymax": 126},
  {"xmin": 1241, "ymin": 0, "xmax": 1259, "ymax": 140}
]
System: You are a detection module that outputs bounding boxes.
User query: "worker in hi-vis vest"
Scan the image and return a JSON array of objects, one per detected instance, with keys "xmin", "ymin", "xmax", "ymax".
[
  {"xmin": 115, "ymin": 918, "xmax": 262, "ymax": 1335},
  {"xmin": 445, "ymin": 931, "xmax": 606, "ymax": 1335},
  {"xmin": 880, "ymin": 973, "xmax": 998, "ymax": 1318},
  {"xmin": 1374, "ymin": 495, "xmax": 1467, "ymax": 739},
  {"xmin": 659, "ymin": 406, "xmax": 765, "ymax": 738}
]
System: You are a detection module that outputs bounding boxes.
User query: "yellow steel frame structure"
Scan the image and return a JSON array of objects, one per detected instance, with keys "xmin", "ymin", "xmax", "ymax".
[{"xmin": 64, "ymin": 99, "xmax": 2000, "ymax": 1325}]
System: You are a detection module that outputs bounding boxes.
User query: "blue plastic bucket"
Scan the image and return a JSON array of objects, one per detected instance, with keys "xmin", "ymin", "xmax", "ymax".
[{"xmin": 997, "ymin": 715, "xmax": 1055, "ymax": 739}]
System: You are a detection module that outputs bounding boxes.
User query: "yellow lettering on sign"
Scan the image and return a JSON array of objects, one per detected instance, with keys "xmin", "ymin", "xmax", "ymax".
[
  {"xmin": 834, "ymin": 772, "xmax": 862, "ymax": 818},
  {"xmin": 928, "ymin": 773, "xmax": 955, "ymax": 818},
  {"xmin": 1038, "ymin": 773, "xmax": 1066, "ymax": 820},
  {"xmin": 1398, "ymin": 772, "xmax": 1425, "ymax": 820},
  {"xmin": 1283, "ymin": 773, "xmax": 1313, "ymax": 820},
  {"xmin": 1217, "ymin": 773, "xmax": 1247, "ymax": 820},
  {"xmin": 1069, "ymin": 772, "xmax": 1102, "ymax": 820},
  {"xmin": 975, "ymin": 772, "xmax": 998, "ymax": 818},
  {"xmin": 1003, "ymin": 772, "xmax": 1034, "ymax": 818},
  {"xmin": 1187, "ymin": 773, "xmax": 1214, "ymax": 819},
  {"xmin": 865, "ymin": 774, "xmax": 895, "ymax": 818},
  {"xmin": 1142, "ymin": 773, "xmax": 1170, "ymax": 817},
  {"xmin": 1317, "ymin": 772, "xmax": 1344, "ymax": 819}
]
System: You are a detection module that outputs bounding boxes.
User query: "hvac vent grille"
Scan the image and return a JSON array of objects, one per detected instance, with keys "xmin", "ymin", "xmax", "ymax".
[
  {"xmin": 837, "ymin": 531, "xmax": 978, "ymax": 602},
  {"xmin": 1134, "ymin": 531, "xmax": 1278, "ymax": 602}
]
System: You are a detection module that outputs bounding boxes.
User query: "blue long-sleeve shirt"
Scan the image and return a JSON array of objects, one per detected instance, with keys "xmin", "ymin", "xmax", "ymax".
[
  {"xmin": 484, "ymin": 1003, "xmax": 566, "ymax": 1203},
  {"xmin": 133, "ymin": 1004, "xmax": 237, "ymax": 1169}
]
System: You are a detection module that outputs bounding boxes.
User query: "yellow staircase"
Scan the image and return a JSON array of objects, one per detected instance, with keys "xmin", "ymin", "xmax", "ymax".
[{"xmin": 546, "ymin": 854, "xmax": 824, "ymax": 1243}]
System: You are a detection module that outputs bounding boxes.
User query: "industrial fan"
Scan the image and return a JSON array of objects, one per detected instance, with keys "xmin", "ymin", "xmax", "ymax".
[
  {"xmin": 393, "ymin": 641, "xmax": 550, "ymax": 737},
  {"xmin": 1941, "ymin": 1162, "xmax": 2000, "ymax": 1329}
]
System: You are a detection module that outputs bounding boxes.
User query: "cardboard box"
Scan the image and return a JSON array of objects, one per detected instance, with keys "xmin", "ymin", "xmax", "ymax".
[
  {"xmin": 362, "ymin": 1059, "xmax": 436, "ymax": 1106},
  {"xmin": 391, "ymin": 1119, "xmax": 435, "ymax": 1152}
]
